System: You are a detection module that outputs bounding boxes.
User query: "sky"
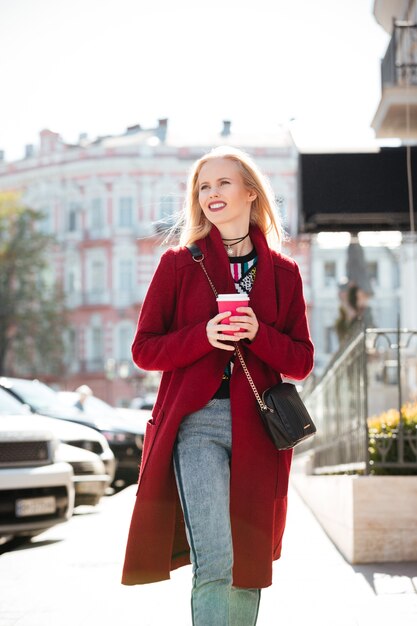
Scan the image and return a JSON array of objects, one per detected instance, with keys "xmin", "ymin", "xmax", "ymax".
[{"xmin": 0, "ymin": 0, "xmax": 390, "ymax": 161}]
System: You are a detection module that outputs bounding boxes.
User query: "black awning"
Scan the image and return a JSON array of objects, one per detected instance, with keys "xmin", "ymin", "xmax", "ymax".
[{"xmin": 299, "ymin": 147, "xmax": 417, "ymax": 232}]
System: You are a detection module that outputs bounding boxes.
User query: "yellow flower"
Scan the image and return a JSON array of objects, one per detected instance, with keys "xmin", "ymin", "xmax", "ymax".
[{"xmin": 367, "ymin": 401, "xmax": 417, "ymax": 432}]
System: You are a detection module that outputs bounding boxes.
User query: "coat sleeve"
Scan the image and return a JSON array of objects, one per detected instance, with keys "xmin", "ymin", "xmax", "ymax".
[
  {"xmin": 132, "ymin": 249, "xmax": 214, "ymax": 372},
  {"xmin": 247, "ymin": 265, "xmax": 314, "ymax": 380}
]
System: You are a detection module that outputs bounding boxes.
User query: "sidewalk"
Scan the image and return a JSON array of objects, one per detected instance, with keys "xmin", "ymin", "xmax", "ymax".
[
  {"xmin": 1, "ymin": 481, "xmax": 415, "ymax": 625},
  {"xmin": 258, "ymin": 482, "xmax": 417, "ymax": 626},
  {"xmin": 115, "ymin": 483, "xmax": 417, "ymax": 626}
]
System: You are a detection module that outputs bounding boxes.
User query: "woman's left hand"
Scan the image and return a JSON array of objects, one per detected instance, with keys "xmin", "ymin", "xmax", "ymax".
[{"xmin": 229, "ymin": 307, "xmax": 259, "ymax": 342}]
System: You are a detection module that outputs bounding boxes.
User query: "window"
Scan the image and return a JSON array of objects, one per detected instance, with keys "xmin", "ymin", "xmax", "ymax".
[
  {"xmin": 91, "ymin": 327, "xmax": 103, "ymax": 360},
  {"xmin": 66, "ymin": 328, "xmax": 77, "ymax": 364},
  {"xmin": 39, "ymin": 207, "xmax": 52, "ymax": 233},
  {"xmin": 118, "ymin": 325, "xmax": 132, "ymax": 360},
  {"xmin": 68, "ymin": 203, "xmax": 78, "ymax": 232},
  {"xmin": 119, "ymin": 197, "xmax": 133, "ymax": 227},
  {"xmin": 91, "ymin": 198, "xmax": 104, "ymax": 230},
  {"xmin": 367, "ymin": 261, "xmax": 378, "ymax": 286},
  {"xmin": 91, "ymin": 260, "xmax": 105, "ymax": 291},
  {"xmin": 324, "ymin": 261, "xmax": 337, "ymax": 287},
  {"xmin": 68, "ymin": 270, "xmax": 76, "ymax": 293},
  {"xmin": 119, "ymin": 260, "xmax": 133, "ymax": 291},
  {"xmin": 159, "ymin": 195, "xmax": 175, "ymax": 219}
]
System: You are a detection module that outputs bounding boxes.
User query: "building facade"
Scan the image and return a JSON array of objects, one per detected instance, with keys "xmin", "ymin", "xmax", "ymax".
[
  {"xmin": 0, "ymin": 121, "xmax": 300, "ymax": 405},
  {"xmin": 372, "ymin": 0, "xmax": 417, "ymax": 330}
]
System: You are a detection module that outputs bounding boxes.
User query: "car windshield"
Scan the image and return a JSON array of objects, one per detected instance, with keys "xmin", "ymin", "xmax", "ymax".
[
  {"xmin": 0, "ymin": 387, "xmax": 28, "ymax": 415},
  {"xmin": 84, "ymin": 396, "xmax": 115, "ymax": 416},
  {"xmin": 8, "ymin": 379, "xmax": 59, "ymax": 412},
  {"xmin": 59, "ymin": 392, "xmax": 115, "ymax": 417}
]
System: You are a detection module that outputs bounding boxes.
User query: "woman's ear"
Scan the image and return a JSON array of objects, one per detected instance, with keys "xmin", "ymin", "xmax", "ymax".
[{"xmin": 248, "ymin": 189, "xmax": 257, "ymax": 201}]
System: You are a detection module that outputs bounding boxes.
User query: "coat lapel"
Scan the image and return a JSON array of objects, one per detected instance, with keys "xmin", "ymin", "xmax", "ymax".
[
  {"xmin": 198, "ymin": 226, "xmax": 236, "ymax": 296},
  {"xmin": 198, "ymin": 225, "xmax": 278, "ymax": 325},
  {"xmin": 248, "ymin": 225, "xmax": 279, "ymax": 325}
]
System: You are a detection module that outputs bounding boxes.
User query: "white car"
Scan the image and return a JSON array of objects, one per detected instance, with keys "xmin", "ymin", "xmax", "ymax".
[
  {"xmin": 0, "ymin": 416, "xmax": 74, "ymax": 540},
  {"xmin": 55, "ymin": 442, "xmax": 109, "ymax": 507},
  {"xmin": 34, "ymin": 416, "xmax": 116, "ymax": 492},
  {"xmin": 0, "ymin": 380, "xmax": 142, "ymax": 487},
  {"xmin": 0, "ymin": 387, "xmax": 116, "ymax": 498}
]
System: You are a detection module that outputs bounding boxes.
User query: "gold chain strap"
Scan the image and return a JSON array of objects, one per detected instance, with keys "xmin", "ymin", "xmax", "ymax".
[
  {"xmin": 234, "ymin": 345, "xmax": 269, "ymax": 412},
  {"xmin": 200, "ymin": 262, "xmax": 219, "ymax": 298},
  {"xmin": 194, "ymin": 255, "xmax": 269, "ymax": 413}
]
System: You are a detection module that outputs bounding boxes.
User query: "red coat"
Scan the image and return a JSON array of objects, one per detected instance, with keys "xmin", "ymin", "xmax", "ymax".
[{"xmin": 122, "ymin": 224, "xmax": 314, "ymax": 588}]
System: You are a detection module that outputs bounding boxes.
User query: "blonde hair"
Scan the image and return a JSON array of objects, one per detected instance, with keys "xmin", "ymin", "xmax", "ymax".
[{"xmin": 167, "ymin": 146, "xmax": 283, "ymax": 250}]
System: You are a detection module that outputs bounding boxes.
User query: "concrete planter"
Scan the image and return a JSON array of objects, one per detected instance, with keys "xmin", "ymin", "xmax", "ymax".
[{"xmin": 290, "ymin": 457, "xmax": 417, "ymax": 563}]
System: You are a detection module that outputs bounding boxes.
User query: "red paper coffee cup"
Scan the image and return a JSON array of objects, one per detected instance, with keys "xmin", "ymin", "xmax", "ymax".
[{"xmin": 216, "ymin": 293, "xmax": 250, "ymax": 335}]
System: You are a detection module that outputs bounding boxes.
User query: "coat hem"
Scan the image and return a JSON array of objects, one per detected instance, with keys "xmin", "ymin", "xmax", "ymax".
[{"xmin": 121, "ymin": 571, "xmax": 171, "ymax": 586}]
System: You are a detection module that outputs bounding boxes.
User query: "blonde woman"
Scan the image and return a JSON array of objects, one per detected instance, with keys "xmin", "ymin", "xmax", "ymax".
[{"xmin": 122, "ymin": 146, "xmax": 314, "ymax": 626}]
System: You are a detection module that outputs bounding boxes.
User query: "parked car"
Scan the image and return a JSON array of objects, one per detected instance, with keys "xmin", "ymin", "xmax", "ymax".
[
  {"xmin": 130, "ymin": 394, "xmax": 157, "ymax": 410},
  {"xmin": 54, "ymin": 442, "xmax": 108, "ymax": 507},
  {"xmin": 58, "ymin": 392, "xmax": 149, "ymax": 435},
  {"xmin": 58, "ymin": 391, "xmax": 147, "ymax": 485},
  {"xmin": 0, "ymin": 386, "xmax": 116, "ymax": 486},
  {"xmin": 114, "ymin": 407, "xmax": 150, "ymax": 434},
  {"xmin": 0, "ymin": 415, "xmax": 74, "ymax": 540},
  {"xmin": 0, "ymin": 389, "xmax": 113, "ymax": 507},
  {"xmin": 0, "ymin": 377, "xmax": 143, "ymax": 486}
]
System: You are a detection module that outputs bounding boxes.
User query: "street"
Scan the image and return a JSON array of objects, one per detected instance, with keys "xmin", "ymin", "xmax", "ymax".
[{"xmin": 0, "ymin": 484, "xmax": 416, "ymax": 626}]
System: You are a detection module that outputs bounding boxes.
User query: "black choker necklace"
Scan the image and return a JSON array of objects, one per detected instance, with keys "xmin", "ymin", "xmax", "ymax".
[{"xmin": 221, "ymin": 232, "xmax": 250, "ymax": 256}]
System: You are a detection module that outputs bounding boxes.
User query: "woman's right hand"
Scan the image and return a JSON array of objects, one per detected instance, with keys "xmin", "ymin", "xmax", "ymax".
[{"xmin": 206, "ymin": 311, "xmax": 240, "ymax": 351}]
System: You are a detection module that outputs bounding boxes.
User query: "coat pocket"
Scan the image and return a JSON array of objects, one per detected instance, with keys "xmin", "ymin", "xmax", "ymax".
[{"xmin": 137, "ymin": 412, "xmax": 163, "ymax": 491}]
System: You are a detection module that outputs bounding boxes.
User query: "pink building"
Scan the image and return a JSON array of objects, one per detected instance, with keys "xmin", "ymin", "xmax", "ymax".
[{"xmin": 0, "ymin": 120, "xmax": 301, "ymax": 405}]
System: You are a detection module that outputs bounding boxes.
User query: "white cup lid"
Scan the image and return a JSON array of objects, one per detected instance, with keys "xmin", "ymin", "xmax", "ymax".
[{"xmin": 216, "ymin": 294, "xmax": 250, "ymax": 301}]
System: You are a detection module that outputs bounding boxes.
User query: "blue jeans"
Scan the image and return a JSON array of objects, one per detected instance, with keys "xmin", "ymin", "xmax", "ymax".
[{"xmin": 173, "ymin": 398, "xmax": 261, "ymax": 626}]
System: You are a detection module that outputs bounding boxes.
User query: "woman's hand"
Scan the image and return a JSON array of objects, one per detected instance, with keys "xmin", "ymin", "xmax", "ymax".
[
  {"xmin": 206, "ymin": 311, "xmax": 240, "ymax": 351},
  {"xmin": 229, "ymin": 307, "xmax": 259, "ymax": 342}
]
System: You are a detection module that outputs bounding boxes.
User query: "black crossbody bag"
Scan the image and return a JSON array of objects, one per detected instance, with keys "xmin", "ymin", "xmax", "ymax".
[{"xmin": 187, "ymin": 243, "xmax": 316, "ymax": 450}]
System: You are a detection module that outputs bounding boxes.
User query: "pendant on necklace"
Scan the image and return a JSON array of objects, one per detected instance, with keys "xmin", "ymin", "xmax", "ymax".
[{"xmin": 227, "ymin": 246, "xmax": 234, "ymax": 256}]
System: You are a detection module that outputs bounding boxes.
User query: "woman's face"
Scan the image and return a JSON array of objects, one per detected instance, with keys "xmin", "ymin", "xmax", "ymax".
[{"xmin": 197, "ymin": 158, "xmax": 256, "ymax": 232}]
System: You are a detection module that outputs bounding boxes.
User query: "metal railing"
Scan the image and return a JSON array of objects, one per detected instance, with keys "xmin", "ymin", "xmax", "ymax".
[
  {"xmin": 381, "ymin": 21, "xmax": 417, "ymax": 88},
  {"xmin": 65, "ymin": 290, "xmax": 140, "ymax": 308},
  {"xmin": 78, "ymin": 358, "xmax": 135, "ymax": 377},
  {"xmin": 299, "ymin": 322, "xmax": 417, "ymax": 475}
]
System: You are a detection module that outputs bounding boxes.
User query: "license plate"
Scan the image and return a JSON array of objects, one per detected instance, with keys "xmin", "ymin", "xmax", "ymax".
[{"xmin": 15, "ymin": 496, "xmax": 56, "ymax": 518}]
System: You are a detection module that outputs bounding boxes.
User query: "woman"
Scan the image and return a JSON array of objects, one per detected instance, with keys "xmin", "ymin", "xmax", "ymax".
[{"xmin": 122, "ymin": 146, "xmax": 314, "ymax": 626}]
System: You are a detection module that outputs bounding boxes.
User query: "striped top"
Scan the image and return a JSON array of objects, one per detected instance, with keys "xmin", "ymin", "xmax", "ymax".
[
  {"xmin": 229, "ymin": 247, "xmax": 257, "ymax": 295},
  {"xmin": 213, "ymin": 247, "xmax": 258, "ymax": 398}
]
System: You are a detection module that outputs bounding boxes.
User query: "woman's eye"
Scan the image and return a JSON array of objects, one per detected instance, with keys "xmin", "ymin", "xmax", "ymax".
[
  {"xmin": 221, "ymin": 180, "xmax": 230, "ymax": 185},
  {"xmin": 200, "ymin": 185, "xmax": 208, "ymax": 191}
]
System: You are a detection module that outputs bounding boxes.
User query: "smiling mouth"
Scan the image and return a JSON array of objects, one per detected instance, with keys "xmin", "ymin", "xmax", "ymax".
[{"xmin": 208, "ymin": 202, "xmax": 227, "ymax": 211}]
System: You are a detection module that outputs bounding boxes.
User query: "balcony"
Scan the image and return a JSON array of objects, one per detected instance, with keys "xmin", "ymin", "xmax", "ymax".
[
  {"xmin": 77, "ymin": 359, "xmax": 137, "ymax": 377},
  {"xmin": 65, "ymin": 290, "xmax": 139, "ymax": 309},
  {"xmin": 83, "ymin": 291, "xmax": 111, "ymax": 306},
  {"xmin": 84, "ymin": 227, "xmax": 111, "ymax": 241},
  {"xmin": 372, "ymin": 22, "xmax": 417, "ymax": 139},
  {"xmin": 79, "ymin": 359, "xmax": 105, "ymax": 373}
]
